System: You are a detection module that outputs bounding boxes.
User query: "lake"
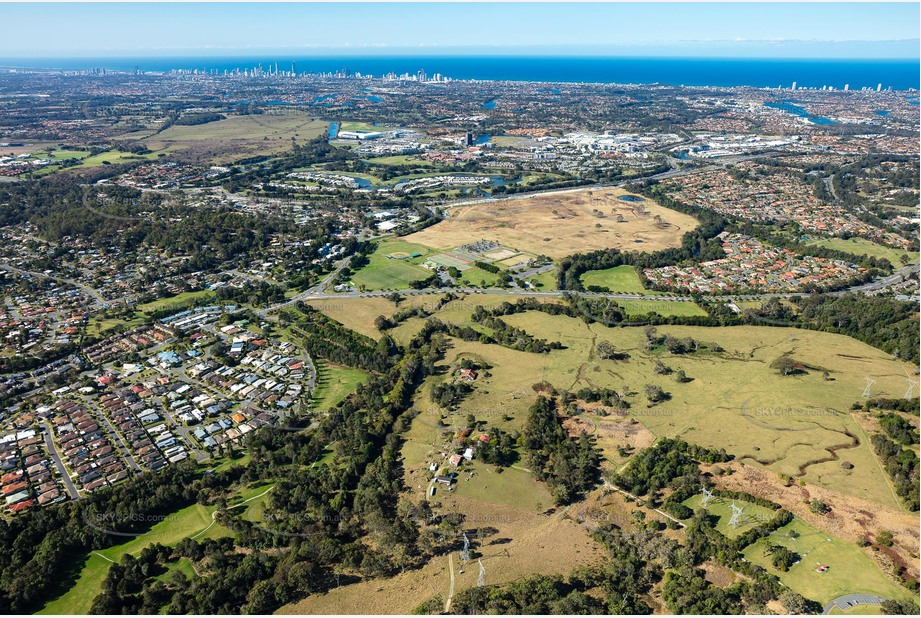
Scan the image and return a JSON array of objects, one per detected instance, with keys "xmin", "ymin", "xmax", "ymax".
[{"xmin": 764, "ymin": 101, "xmax": 836, "ymax": 125}]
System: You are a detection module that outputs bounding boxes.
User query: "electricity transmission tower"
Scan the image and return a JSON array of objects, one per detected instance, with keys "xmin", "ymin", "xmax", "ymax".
[
  {"xmin": 460, "ymin": 532, "xmax": 470, "ymax": 564},
  {"xmin": 477, "ymin": 559, "xmax": 486, "ymax": 587},
  {"xmin": 701, "ymin": 486, "xmax": 714, "ymax": 506},
  {"xmin": 728, "ymin": 503, "xmax": 744, "ymax": 528},
  {"xmin": 862, "ymin": 377, "xmax": 876, "ymax": 398},
  {"xmin": 906, "ymin": 378, "xmax": 917, "ymax": 399}
]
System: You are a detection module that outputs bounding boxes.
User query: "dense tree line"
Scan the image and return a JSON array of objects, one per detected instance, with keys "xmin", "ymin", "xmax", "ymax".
[
  {"xmin": 522, "ymin": 396, "xmax": 600, "ymax": 504},
  {"xmin": 870, "ymin": 433, "xmax": 919, "ymax": 511},
  {"xmin": 736, "ymin": 295, "xmax": 919, "ymax": 364},
  {"xmin": 471, "ymin": 298, "xmax": 581, "ymax": 321},
  {"xmin": 438, "ymin": 572, "xmax": 606, "ymax": 614},
  {"xmin": 779, "ymin": 295, "xmax": 918, "ymax": 364},
  {"xmin": 881, "ymin": 598, "xmax": 921, "ymax": 615},
  {"xmin": 374, "ymin": 292, "xmax": 459, "ymax": 331},
  {"xmin": 491, "ymin": 177, "xmax": 593, "ymax": 196},
  {"xmin": 613, "ymin": 438, "xmax": 731, "ymax": 498},
  {"xmin": 0, "ymin": 462, "xmax": 237, "ymax": 613},
  {"xmin": 472, "ymin": 260, "xmax": 500, "ymax": 274},
  {"xmin": 474, "ymin": 428, "xmax": 519, "ymax": 468},
  {"xmin": 214, "ymin": 281, "xmax": 286, "ymax": 307},
  {"xmin": 861, "ymin": 397, "xmax": 920, "ymax": 414},
  {"xmin": 877, "ymin": 413, "xmax": 919, "ymax": 446},
  {"xmin": 430, "ymin": 380, "xmax": 473, "ymax": 409},
  {"xmin": 284, "ymin": 303, "xmax": 395, "ymax": 373},
  {"xmin": 662, "ymin": 568, "xmax": 744, "ymax": 614},
  {"xmin": 465, "ymin": 295, "xmax": 737, "ymax": 332},
  {"xmin": 476, "ymin": 316, "xmax": 563, "ymax": 353},
  {"xmin": 175, "ymin": 112, "xmax": 226, "ymax": 125}
]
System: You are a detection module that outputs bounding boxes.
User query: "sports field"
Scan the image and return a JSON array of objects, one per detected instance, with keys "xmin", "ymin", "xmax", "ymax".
[
  {"xmin": 456, "ymin": 265, "xmax": 503, "ymax": 287},
  {"xmin": 349, "ymin": 238, "xmax": 438, "ymax": 290},
  {"xmin": 406, "ymin": 187, "xmax": 698, "ymax": 259}
]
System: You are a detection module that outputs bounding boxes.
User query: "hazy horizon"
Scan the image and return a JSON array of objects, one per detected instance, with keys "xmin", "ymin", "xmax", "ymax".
[{"xmin": 0, "ymin": 2, "xmax": 918, "ymax": 59}]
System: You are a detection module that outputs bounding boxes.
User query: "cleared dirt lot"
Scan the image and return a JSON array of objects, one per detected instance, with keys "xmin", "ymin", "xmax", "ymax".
[{"xmin": 406, "ymin": 187, "xmax": 699, "ymax": 259}]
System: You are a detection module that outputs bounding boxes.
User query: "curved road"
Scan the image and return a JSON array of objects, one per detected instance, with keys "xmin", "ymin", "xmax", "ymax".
[{"xmin": 822, "ymin": 594, "xmax": 884, "ymax": 614}]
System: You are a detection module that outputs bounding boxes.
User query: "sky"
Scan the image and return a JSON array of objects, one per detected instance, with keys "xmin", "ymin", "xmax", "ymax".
[{"xmin": 0, "ymin": 2, "xmax": 918, "ymax": 58}]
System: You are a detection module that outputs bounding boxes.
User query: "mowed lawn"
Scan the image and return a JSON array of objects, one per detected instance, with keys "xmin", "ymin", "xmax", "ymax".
[
  {"xmin": 526, "ymin": 269, "xmax": 558, "ymax": 290},
  {"xmin": 743, "ymin": 518, "xmax": 913, "ymax": 605},
  {"xmin": 352, "ymin": 260, "xmax": 431, "ymax": 290},
  {"xmin": 138, "ymin": 290, "xmax": 216, "ymax": 313},
  {"xmin": 338, "ymin": 121, "xmax": 386, "ymax": 133},
  {"xmin": 311, "ymin": 362, "xmax": 369, "ymax": 413},
  {"xmin": 580, "ymin": 265, "xmax": 654, "ymax": 295},
  {"xmin": 616, "ymin": 299, "xmax": 707, "ymax": 317},
  {"xmin": 456, "ymin": 265, "xmax": 503, "ymax": 287},
  {"xmin": 73, "ymin": 151, "xmax": 159, "ymax": 168},
  {"xmin": 46, "ymin": 149, "xmax": 92, "ymax": 160},
  {"xmin": 38, "ymin": 503, "xmax": 227, "ymax": 615},
  {"xmin": 363, "ymin": 154, "xmax": 434, "ymax": 166},
  {"xmin": 349, "ymin": 238, "xmax": 438, "ymax": 290},
  {"xmin": 805, "ymin": 237, "xmax": 915, "ymax": 268},
  {"xmin": 450, "ymin": 463, "xmax": 551, "ymax": 513},
  {"xmin": 153, "ymin": 558, "xmax": 197, "ymax": 583}
]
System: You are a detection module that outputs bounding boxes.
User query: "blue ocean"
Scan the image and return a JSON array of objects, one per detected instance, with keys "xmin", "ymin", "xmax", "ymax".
[{"xmin": 2, "ymin": 56, "xmax": 919, "ymax": 90}]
